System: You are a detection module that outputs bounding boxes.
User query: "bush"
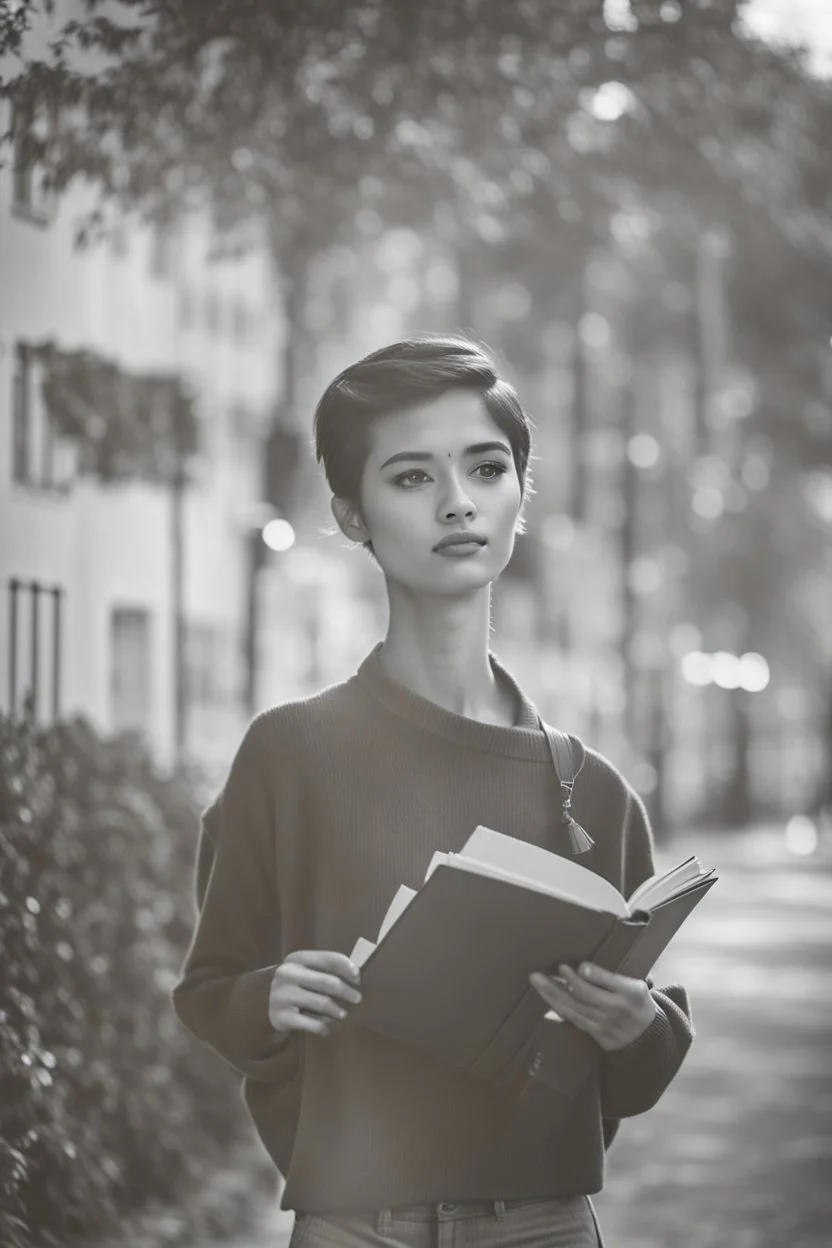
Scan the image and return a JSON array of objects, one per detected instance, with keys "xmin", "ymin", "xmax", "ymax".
[{"xmin": 0, "ymin": 709, "xmax": 261, "ymax": 1248}]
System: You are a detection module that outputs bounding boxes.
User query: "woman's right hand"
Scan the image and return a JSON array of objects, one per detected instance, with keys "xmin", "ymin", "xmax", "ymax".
[{"xmin": 268, "ymin": 950, "xmax": 362, "ymax": 1039}]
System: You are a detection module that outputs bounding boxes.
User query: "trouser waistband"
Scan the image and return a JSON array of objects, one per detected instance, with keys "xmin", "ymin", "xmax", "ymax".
[{"xmin": 374, "ymin": 1197, "xmax": 549, "ymax": 1231}]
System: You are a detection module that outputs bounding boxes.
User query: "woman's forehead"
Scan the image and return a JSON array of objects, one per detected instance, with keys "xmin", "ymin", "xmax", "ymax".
[{"xmin": 366, "ymin": 391, "xmax": 506, "ymax": 460}]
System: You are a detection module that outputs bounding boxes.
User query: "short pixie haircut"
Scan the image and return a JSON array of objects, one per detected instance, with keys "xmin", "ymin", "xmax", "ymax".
[{"xmin": 313, "ymin": 335, "xmax": 533, "ymax": 507}]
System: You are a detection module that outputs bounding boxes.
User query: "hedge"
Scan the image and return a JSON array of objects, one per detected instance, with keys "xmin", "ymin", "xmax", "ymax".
[{"xmin": 0, "ymin": 708, "xmax": 267, "ymax": 1248}]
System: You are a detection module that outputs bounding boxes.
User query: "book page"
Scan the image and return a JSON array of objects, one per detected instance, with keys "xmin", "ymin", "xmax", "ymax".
[
  {"xmin": 378, "ymin": 884, "xmax": 418, "ymax": 942},
  {"xmin": 350, "ymin": 936, "xmax": 377, "ymax": 968},
  {"xmin": 454, "ymin": 826, "xmax": 630, "ymax": 916},
  {"xmin": 424, "ymin": 847, "xmax": 597, "ymax": 910},
  {"xmin": 627, "ymin": 856, "xmax": 709, "ymax": 912},
  {"xmin": 350, "ymin": 883, "xmax": 419, "ymax": 967}
]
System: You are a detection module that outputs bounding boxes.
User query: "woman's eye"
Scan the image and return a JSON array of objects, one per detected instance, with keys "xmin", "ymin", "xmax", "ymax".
[
  {"xmin": 474, "ymin": 461, "xmax": 509, "ymax": 480},
  {"xmin": 392, "ymin": 462, "xmax": 508, "ymax": 487},
  {"xmin": 393, "ymin": 468, "xmax": 431, "ymax": 487}
]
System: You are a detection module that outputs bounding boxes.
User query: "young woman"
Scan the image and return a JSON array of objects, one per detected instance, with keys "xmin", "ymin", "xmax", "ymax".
[{"xmin": 172, "ymin": 336, "xmax": 693, "ymax": 1247}]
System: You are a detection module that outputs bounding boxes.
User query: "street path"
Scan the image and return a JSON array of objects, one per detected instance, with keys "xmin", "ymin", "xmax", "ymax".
[
  {"xmin": 188, "ymin": 825, "xmax": 832, "ymax": 1248},
  {"xmin": 594, "ymin": 825, "xmax": 832, "ymax": 1247}
]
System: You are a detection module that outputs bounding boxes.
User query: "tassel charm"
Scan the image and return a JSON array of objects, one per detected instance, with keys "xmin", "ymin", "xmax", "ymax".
[
  {"xmin": 560, "ymin": 782, "xmax": 595, "ymax": 855},
  {"xmin": 565, "ymin": 816, "xmax": 595, "ymax": 855}
]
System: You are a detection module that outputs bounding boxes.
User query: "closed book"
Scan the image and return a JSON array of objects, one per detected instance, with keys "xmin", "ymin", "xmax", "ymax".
[{"xmin": 348, "ymin": 826, "xmax": 716, "ymax": 1098}]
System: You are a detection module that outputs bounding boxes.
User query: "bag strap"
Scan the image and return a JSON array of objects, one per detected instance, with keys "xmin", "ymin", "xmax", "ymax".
[{"xmin": 539, "ymin": 719, "xmax": 594, "ymax": 855}]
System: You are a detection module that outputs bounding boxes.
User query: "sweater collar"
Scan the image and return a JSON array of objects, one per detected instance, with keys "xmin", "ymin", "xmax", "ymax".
[{"xmin": 353, "ymin": 642, "xmax": 552, "ymax": 761}]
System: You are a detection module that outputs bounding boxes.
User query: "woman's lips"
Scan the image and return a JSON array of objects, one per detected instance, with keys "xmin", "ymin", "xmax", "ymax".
[{"xmin": 433, "ymin": 541, "xmax": 487, "ymax": 557}]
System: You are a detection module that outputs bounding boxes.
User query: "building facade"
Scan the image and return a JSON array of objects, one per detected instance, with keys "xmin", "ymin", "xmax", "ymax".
[{"xmin": 0, "ymin": 89, "xmax": 284, "ymax": 776}]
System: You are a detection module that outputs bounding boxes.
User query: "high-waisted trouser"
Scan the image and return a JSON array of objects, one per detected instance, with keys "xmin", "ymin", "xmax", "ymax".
[{"xmin": 290, "ymin": 1195, "xmax": 605, "ymax": 1247}]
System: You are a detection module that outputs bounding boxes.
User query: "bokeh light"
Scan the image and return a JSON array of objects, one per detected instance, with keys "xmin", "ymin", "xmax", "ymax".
[
  {"xmin": 630, "ymin": 760, "xmax": 658, "ymax": 794},
  {"xmin": 784, "ymin": 815, "xmax": 818, "ymax": 857},
  {"xmin": 692, "ymin": 487, "xmax": 724, "ymax": 520},
  {"xmin": 627, "ymin": 433, "xmax": 661, "ymax": 469},
  {"xmin": 712, "ymin": 651, "xmax": 742, "ymax": 690},
  {"xmin": 578, "ymin": 311, "xmax": 611, "ymax": 349},
  {"xmin": 262, "ymin": 518, "xmax": 296, "ymax": 552},
  {"xmin": 587, "ymin": 81, "xmax": 637, "ymax": 122},
  {"xmin": 681, "ymin": 651, "xmax": 714, "ymax": 686},
  {"xmin": 738, "ymin": 652, "xmax": 770, "ymax": 693}
]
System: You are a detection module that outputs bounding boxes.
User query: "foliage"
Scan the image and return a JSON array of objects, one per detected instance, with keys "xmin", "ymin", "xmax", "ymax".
[
  {"xmin": 0, "ymin": 708, "xmax": 251, "ymax": 1248},
  {"xmin": 31, "ymin": 342, "xmax": 198, "ymax": 482},
  {"xmin": 3, "ymin": 4, "xmax": 829, "ymax": 389},
  {"xmin": 0, "ymin": 1, "xmax": 54, "ymax": 62}
]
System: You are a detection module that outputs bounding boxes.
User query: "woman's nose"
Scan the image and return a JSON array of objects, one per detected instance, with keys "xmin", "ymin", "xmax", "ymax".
[
  {"xmin": 438, "ymin": 485, "xmax": 477, "ymax": 522},
  {"xmin": 436, "ymin": 463, "xmax": 478, "ymax": 522},
  {"xmin": 442, "ymin": 500, "xmax": 476, "ymax": 521}
]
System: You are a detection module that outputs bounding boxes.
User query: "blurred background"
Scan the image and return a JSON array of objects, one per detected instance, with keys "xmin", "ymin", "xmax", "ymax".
[{"xmin": 1, "ymin": 2, "xmax": 830, "ymax": 1246}]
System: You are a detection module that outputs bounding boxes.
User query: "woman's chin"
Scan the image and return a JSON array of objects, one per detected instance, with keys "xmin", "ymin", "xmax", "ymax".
[{"xmin": 383, "ymin": 559, "xmax": 508, "ymax": 598}]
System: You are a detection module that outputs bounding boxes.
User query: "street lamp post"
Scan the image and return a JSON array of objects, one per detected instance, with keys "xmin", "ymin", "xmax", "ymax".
[
  {"xmin": 240, "ymin": 507, "xmax": 295, "ymax": 720},
  {"xmin": 171, "ymin": 441, "xmax": 187, "ymax": 766}
]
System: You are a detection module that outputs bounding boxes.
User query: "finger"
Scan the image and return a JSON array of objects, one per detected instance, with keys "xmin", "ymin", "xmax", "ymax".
[
  {"xmin": 292, "ymin": 987, "xmax": 349, "ymax": 1022},
  {"xmin": 569, "ymin": 962, "xmax": 646, "ymax": 995},
  {"xmin": 286, "ymin": 950, "xmax": 361, "ymax": 985},
  {"xmin": 281, "ymin": 965, "xmax": 362, "ymax": 1005},
  {"xmin": 282, "ymin": 1011, "xmax": 333, "ymax": 1037},
  {"xmin": 530, "ymin": 971, "xmax": 572, "ymax": 1008},
  {"xmin": 541, "ymin": 983, "xmax": 606, "ymax": 1023},
  {"xmin": 538, "ymin": 992, "xmax": 601, "ymax": 1037},
  {"xmin": 269, "ymin": 1005, "xmax": 334, "ymax": 1036},
  {"xmin": 531, "ymin": 974, "xmax": 608, "ymax": 1027},
  {"xmin": 557, "ymin": 964, "xmax": 622, "ymax": 1008},
  {"xmin": 530, "ymin": 974, "xmax": 604, "ymax": 1022}
]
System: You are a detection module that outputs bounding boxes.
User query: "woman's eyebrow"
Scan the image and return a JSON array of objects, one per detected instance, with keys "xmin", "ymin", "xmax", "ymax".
[{"xmin": 379, "ymin": 441, "xmax": 512, "ymax": 470}]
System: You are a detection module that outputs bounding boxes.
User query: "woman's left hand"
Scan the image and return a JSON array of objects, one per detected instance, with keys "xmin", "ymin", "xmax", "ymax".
[{"xmin": 530, "ymin": 962, "xmax": 658, "ymax": 1052}]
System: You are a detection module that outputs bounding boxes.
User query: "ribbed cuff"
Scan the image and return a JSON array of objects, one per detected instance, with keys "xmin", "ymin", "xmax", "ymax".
[
  {"xmin": 230, "ymin": 966, "xmax": 299, "ymax": 1081},
  {"xmin": 605, "ymin": 996, "xmax": 677, "ymax": 1066},
  {"xmin": 600, "ymin": 992, "xmax": 691, "ymax": 1116}
]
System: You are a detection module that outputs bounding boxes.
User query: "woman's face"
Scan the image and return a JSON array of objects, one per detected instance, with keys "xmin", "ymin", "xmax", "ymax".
[{"xmin": 348, "ymin": 389, "xmax": 525, "ymax": 596}]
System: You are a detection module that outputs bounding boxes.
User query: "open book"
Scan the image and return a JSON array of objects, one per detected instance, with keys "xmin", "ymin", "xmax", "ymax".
[
  {"xmin": 351, "ymin": 825, "xmax": 714, "ymax": 967},
  {"xmin": 346, "ymin": 826, "xmax": 716, "ymax": 1098}
]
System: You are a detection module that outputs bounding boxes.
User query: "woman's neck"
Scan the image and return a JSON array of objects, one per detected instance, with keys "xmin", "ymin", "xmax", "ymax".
[{"xmin": 378, "ymin": 586, "xmax": 516, "ymax": 726}]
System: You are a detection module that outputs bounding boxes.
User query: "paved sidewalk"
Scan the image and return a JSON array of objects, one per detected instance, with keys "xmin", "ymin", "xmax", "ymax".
[{"xmin": 594, "ymin": 823, "xmax": 832, "ymax": 1246}]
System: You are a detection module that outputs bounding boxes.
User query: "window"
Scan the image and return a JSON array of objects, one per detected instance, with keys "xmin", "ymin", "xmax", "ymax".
[
  {"xmin": 12, "ymin": 343, "xmax": 76, "ymax": 491},
  {"xmin": 11, "ymin": 98, "xmax": 58, "ymax": 224},
  {"xmin": 184, "ymin": 621, "xmax": 229, "ymax": 709},
  {"xmin": 110, "ymin": 607, "xmax": 152, "ymax": 734},
  {"xmin": 149, "ymin": 220, "xmax": 176, "ymax": 279}
]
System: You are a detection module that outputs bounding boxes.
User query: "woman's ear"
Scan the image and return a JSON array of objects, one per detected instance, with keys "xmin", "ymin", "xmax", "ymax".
[{"xmin": 331, "ymin": 496, "xmax": 370, "ymax": 545}]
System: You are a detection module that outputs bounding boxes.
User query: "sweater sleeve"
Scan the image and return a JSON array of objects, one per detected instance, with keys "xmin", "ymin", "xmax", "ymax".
[
  {"xmin": 599, "ymin": 785, "xmax": 694, "ymax": 1119},
  {"xmin": 171, "ymin": 717, "xmax": 299, "ymax": 1085}
]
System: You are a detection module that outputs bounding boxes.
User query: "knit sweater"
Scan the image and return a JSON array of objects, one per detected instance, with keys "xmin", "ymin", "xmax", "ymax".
[{"xmin": 172, "ymin": 643, "xmax": 693, "ymax": 1212}]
